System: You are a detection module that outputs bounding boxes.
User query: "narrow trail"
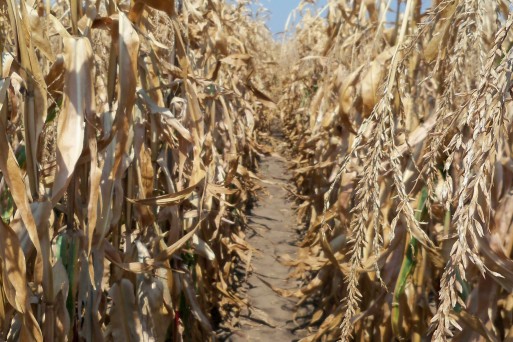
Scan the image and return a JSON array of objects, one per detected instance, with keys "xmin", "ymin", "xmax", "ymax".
[{"xmin": 229, "ymin": 141, "xmax": 305, "ymax": 341}]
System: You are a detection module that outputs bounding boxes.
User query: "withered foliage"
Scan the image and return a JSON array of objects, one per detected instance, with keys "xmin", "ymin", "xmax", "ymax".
[
  {"xmin": 0, "ymin": 0, "xmax": 276, "ymax": 341},
  {"xmin": 279, "ymin": 0, "xmax": 513, "ymax": 341},
  {"xmin": 5, "ymin": 0, "xmax": 513, "ymax": 341}
]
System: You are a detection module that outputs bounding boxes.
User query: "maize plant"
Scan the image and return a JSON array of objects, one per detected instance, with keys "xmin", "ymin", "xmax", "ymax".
[
  {"xmin": 5, "ymin": 0, "xmax": 513, "ymax": 341},
  {"xmin": 278, "ymin": 0, "xmax": 513, "ymax": 341},
  {"xmin": 0, "ymin": 0, "xmax": 276, "ymax": 340}
]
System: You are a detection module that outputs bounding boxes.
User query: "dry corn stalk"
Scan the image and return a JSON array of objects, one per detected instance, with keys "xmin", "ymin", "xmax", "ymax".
[
  {"xmin": 279, "ymin": 0, "xmax": 513, "ymax": 341},
  {"xmin": 0, "ymin": 0, "xmax": 276, "ymax": 340}
]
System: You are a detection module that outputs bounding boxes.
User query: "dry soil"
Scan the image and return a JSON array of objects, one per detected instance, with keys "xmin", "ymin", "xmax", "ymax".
[{"xmin": 228, "ymin": 149, "xmax": 305, "ymax": 342}]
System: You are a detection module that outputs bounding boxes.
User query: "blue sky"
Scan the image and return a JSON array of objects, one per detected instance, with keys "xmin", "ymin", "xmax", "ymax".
[
  {"xmin": 253, "ymin": 1, "xmax": 432, "ymax": 37},
  {"xmin": 254, "ymin": 0, "xmax": 327, "ymax": 36}
]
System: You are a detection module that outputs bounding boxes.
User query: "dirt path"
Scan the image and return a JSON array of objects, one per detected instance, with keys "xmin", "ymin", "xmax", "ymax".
[{"xmin": 228, "ymin": 150, "xmax": 304, "ymax": 341}]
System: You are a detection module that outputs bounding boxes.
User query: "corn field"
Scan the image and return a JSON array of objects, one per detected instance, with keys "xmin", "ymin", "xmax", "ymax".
[{"xmin": 1, "ymin": 0, "xmax": 513, "ymax": 341}]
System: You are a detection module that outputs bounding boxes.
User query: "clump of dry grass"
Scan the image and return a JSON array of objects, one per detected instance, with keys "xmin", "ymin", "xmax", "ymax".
[
  {"xmin": 278, "ymin": 0, "xmax": 513, "ymax": 340},
  {"xmin": 0, "ymin": 0, "xmax": 276, "ymax": 340}
]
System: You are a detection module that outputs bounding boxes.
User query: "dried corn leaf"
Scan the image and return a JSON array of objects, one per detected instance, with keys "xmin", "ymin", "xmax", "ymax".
[
  {"xmin": 0, "ymin": 220, "xmax": 42, "ymax": 341},
  {"xmin": 108, "ymin": 279, "xmax": 144, "ymax": 341},
  {"xmin": 52, "ymin": 37, "xmax": 94, "ymax": 204}
]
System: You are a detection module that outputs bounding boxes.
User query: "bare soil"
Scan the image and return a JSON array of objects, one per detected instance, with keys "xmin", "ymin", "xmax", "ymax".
[{"xmin": 227, "ymin": 147, "xmax": 305, "ymax": 341}]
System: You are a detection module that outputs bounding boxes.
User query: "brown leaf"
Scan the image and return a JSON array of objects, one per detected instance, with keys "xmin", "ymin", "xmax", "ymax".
[
  {"xmin": 246, "ymin": 81, "xmax": 277, "ymax": 109},
  {"xmin": 52, "ymin": 37, "xmax": 94, "ymax": 204},
  {"xmin": 0, "ymin": 78, "xmax": 43, "ymax": 283},
  {"xmin": 0, "ymin": 220, "xmax": 42, "ymax": 341},
  {"xmin": 108, "ymin": 279, "xmax": 144, "ymax": 341},
  {"xmin": 128, "ymin": 179, "xmax": 203, "ymax": 206},
  {"xmin": 134, "ymin": 0, "xmax": 175, "ymax": 17},
  {"xmin": 24, "ymin": 2, "xmax": 55, "ymax": 63}
]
